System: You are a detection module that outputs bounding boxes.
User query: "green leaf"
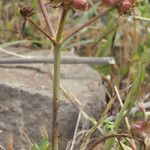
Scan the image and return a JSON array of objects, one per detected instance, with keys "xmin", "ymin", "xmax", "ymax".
[
  {"xmin": 32, "ymin": 143, "xmax": 40, "ymax": 150},
  {"xmin": 120, "ymin": 142, "xmax": 132, "ymax": 150},
  {"xmin": 40, "ymin": 139, "xmax": 51, "ymax": 150},
  {"xmin": 0, "ymin": 40, "xmax": 44, "ymax": 48},
  {"xmin": 102, "ymin": 119, "xmax": 114, "ymax": 133}
]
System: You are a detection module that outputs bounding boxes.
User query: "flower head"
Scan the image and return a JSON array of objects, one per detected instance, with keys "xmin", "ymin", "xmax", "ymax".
[
  {"xmin": 101, "ymin": 0, "xmax": 135, "ymax": 15},
  {"xmin": 20, "ymin": 5, "xmax": 34, "ymax": 18},
  {"xmin": 116, "ymin": 0, "xmax": 135, "ymax": 14},
  {"xmin": 50, "ymin": 0, "xmax": 88, "ymax": 11},
  {"xmin": 72, "ymin": 0, "xmax": 88, "ymax": 11}
]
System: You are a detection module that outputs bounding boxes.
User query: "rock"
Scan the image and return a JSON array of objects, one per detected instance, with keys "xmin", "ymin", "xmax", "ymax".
[{"xmin": 0, "ymin": 47, "xmax": 105, "ymax": 149}]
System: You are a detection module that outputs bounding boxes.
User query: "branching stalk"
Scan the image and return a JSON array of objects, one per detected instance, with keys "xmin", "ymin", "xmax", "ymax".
[
  {"xmin": 21, "ymin": 4, "xmax": 114, "ymax": 150},
  {"xmin": 62, "ymin": 8, "xmax": 113, "ymax": 43},
  {"xmin": 56, "ymin": 7, "xmax": 68, "ymax": 43},
  {"xmin": 26, "ymin": 17, "xmax": 56, "ymax": 44},
  {"xmin": 39, "ymin": 0, "xmax": 56, "ymax": 38},
  {"xmin": 52, "ymin": 6, "xmax": 68, "ymax": 150}
]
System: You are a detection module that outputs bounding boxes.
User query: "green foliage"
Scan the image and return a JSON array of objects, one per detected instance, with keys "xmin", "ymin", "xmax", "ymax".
[
  {"xmin": 139, "ymin": 1, "xmax": 150, "ymax": 17},
  {"xmin": 32, "ymin": 138, "xmax": 51, "ymax": 150},
  {"xmin": 32, "ymin": 143, "xmax": 40, "ymax": 150},
  {"xmin": 134, "ymin": 44, "xmax": 149, "ymax": 63},
  {"xmin": 102, "ymin": 119, "xmax": 114, "ymax": 133},
  {"xmin": 133, "ymin": 111, "xmax": 145, "ymax": 120},
  {"xmin": 103, "ymin": 63, "xmax": 145, "ymax": 150}
]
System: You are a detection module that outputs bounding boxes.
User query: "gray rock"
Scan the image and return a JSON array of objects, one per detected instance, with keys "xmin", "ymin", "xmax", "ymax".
[{"xmin": 0, "ymin": 48, "xmax": 105, "ymax": 149}]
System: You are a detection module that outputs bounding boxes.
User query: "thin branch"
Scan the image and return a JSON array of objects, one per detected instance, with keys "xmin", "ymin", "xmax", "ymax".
[
  {"xmin": 134, "ymin": 16, "xmax": 150, "ymax": 22},
  {"xmin": 0, "ymin": 57, "xmax": 115, "ymax": 65},
  {"xmin": 56, "ymin": 6, "xmax": 68, "ymax": 43},
  {"xmin": 0, "ymin": 56, "xmax": 115, "ymax": 65},
  {"xmin": 88, "ymin": 134, "xmax": 145, "ymax": 150},
  {"xmin": 117, "ymin": 138, "xmax": 125, "ymax": 150},
  {"xmin": 26, "ymin": 17, "xmax": 56, "ymax": 44},
  {"xmin": 62, "ymin": 8, "xmax": 113, "ymax": 43},
  {"xmin": 39, "ymin": 0, "xmax": 56, "ymax": 37},
  {"xmin": 91, "ymin": 25, "xmax": 118, "ymax": 50},
  {"xmin": 125, "ymin": 137, "xmax": 136, "ymax": 150}
]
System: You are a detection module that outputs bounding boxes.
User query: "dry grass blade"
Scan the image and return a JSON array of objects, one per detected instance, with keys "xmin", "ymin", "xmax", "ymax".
[
  {"xmin": 18, "ymin": 127, "xmax": 33, "ymax": 149},
  {"xmin": 66, "ymin": 130, "xmax": 88, "ymax": 150},
  {"xmin": 60, "ymin": 85, "xmax": 103, "ymax": 133},
  {"xmin": 0, "ymin": 145, "xmax": 5, "ymax": 150},
  {"xmin": 103, "ymin": 63, "xmax": 144, "ymax": 150},
  {"xmin": 80, "ymin": 98, "xmax": 115, "ymax": 150},
  {"xmin": 0, "ymin": 47, "xmax": 33, "ymax": 58},
  {"xmin": 69, "ymin": 112, "xmax": 81, "ymax": 150},
  {"xmin": 114, "ymin": 86, "xmax": 136, "ymax": 150},
  {"xmin": 89, "ymin": 134, "xmax": 145, "ymax": 150}
]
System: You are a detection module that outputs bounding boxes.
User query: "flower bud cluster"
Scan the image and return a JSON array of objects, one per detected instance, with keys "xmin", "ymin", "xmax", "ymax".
[
  {"xmin": 72, "ymin": 0, "xmax": 88, "ymax": 11},
  {"xmin": 20, "ymin": 6, "xmax": 34, "ymax": 18},
  {"xmin": 102, "ymin": 0, "xmax": 135, "ymax": 14},
  {"xmin": 50, "ymin": 0, "xmax": 88, "ymax": 11}
]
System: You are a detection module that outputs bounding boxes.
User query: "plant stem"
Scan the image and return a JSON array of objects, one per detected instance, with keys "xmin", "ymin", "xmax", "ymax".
[
  {"xmin": 52, "ymin": 6, "xmax": 68, "ymax": 150},
  {"xmin": 103, "ymin": 63, "xmax": 143, "ymax": 150},
  {"xmin": 89, "ymin": 134, "xmax": 144, "ymax": 150},
  {"xmin": 39, "ymin": 0, "xmax": 56, "ymax": 38},
  {"xmin": 26, "ymin": 17, "xmax": 56, "ymax": 44},
  {"xmin": 114, "ymin": 86, "xmax": 136, "ymax": 150},
  {"xmin": 62, "ymin": 8, "xmax": 113, "ymax": 43},
  {"xmin": 52, "ymin": 7, "xmax": 112, "ymax": 150},
  {"xmin": 56, "ymin": 7, "xmax": 68, "ymax": 42},
  {"xmin": 52, "ymin": 44, "xmax": 61, "ymax": 150}
]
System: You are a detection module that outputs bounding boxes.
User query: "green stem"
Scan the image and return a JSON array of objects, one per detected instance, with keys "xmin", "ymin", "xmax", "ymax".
[
  {"xmin": 103, "ymin": 63, "xmax": 143, "ymax": 150},
  {"xmin": 56, "ymin": 7, "xmax": 68, "ymax": 43},
  {"xmin": 52, "ymin": 44, "xmax": 61, "ymax": 150},
  {"xmin": 52, "ymin": 6, "xmax": 68, "ymax": 150}
]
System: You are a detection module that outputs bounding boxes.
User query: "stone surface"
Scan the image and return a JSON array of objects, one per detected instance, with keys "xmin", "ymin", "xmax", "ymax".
[{"xmin": 0, "ymin": 47, "xmax": 105, "ymax": 149}]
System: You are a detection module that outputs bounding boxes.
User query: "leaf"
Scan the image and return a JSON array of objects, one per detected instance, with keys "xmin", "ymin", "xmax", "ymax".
[
  {"xmin": 114, "ymin": 63, "xmax": 144, "ymax": 129},
  {"xmin": 120, "ymin": 142, "xmax": 133, "ymax": 150},
  {"xmin": 0, "ymin": 40, "xmax": 29, "ymax": 48},
  {"xmin": 32, "ymin": 143, "xmax": 40, "ymax": 150},
  {"xmin": 103, "ymin": 63, "xmax": 145, "ymax": 150},
  {"xmin": 0, "ymin": 40, "xmax": 43, "ymax": 48},
  {"xmin": 40, "ymin": 139, "xmax": 51, "ymax": 150}
]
